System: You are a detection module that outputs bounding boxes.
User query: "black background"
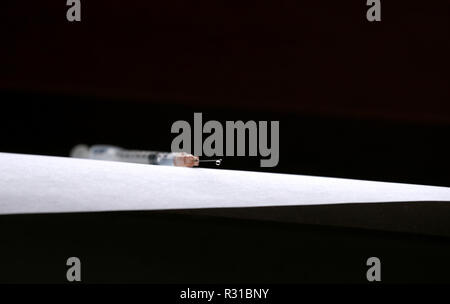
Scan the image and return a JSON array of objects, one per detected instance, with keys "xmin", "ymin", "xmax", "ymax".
[
  {"xmin": 1, "ymin": 0, "xmax": 449, "ymax": 185},
  {"xmin": 1, "ymin": 90, "xmax": 450, "ymax": 186},
  {"xmin": 1, "ymin": 0, "xmax": 450, "ymax": 285}
]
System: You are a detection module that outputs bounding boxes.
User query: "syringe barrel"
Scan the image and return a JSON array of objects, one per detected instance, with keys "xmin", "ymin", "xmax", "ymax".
[
  {"xmin": 71, "ymin": 145, "xmax": 199, "ymax": 167},
  {"xmin": 89, "ymin": 145, "xmax": 175, "ymax": 165},
  {"xmin": 70, "ymin": 145, "xmax": 176, "ymax": 165}
]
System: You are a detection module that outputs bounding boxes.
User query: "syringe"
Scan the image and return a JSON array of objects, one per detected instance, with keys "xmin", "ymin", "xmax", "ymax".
[{"xmin": 70, "ymin": 145, "xmax": 221, "ymax": 167}]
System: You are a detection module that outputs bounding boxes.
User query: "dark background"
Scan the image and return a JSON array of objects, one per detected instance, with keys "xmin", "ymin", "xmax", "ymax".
[
  {"xmin": 1, "ymin": 0, "xmax": 450, "ymax": 284},
  {"xmin": 1, "ymin": 0, "xmax": 449, "ymax": 186}
]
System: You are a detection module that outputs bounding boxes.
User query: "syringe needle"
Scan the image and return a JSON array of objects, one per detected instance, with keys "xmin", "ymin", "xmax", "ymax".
[{"xmin": 199, "ymin": 159, "xmax": 222, "ymax": 166}]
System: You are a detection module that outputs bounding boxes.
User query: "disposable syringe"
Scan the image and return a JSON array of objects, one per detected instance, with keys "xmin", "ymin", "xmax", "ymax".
[{"xmin": 70, "ymin": 144, "xmax": 221, "ymax": 167}]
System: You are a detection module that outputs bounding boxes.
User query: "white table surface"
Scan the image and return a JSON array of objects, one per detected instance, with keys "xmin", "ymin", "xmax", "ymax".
[{"xmin": 1, "ymin": 152, "xmax": 450, "ymax": 215}]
